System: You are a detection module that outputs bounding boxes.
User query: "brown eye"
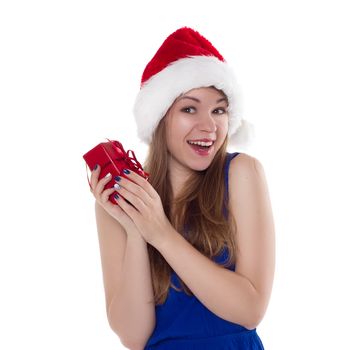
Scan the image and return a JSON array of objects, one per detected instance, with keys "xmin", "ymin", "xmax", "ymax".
[
  {"xmin": 181, "ymin": 107, "xmax": 196, "ymax": 113},
  {"xmin": 213, "ymin": 108, "xmax": 227, "ymax": 115}
]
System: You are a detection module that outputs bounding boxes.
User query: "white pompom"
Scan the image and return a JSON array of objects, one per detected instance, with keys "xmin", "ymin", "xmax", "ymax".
[{"xmin": 228, "ymin": 119, "xmax": 256, "ymax": 150}]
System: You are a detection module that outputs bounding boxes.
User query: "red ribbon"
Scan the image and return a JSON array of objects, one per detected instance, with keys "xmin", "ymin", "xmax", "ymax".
[{"xmin": 105, "ymin": 138, "xmax": 149, "ymax": 179}]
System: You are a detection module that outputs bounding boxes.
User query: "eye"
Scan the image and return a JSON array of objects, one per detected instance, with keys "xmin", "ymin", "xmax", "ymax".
[
  {"xmin": 213, "ymin": 108, "xmax": 227, "ymax": 115},
  {"xmin": 181, "ymin": 106, "xmax": 196, "ymax": 113}
]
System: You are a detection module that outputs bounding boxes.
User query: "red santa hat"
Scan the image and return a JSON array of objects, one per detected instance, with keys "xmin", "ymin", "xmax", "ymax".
[{"xmin": 133, "ymin": 27, "xmax": 255, "ymax": 149}]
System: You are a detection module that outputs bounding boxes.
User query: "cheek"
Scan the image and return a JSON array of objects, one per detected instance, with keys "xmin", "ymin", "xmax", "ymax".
[
  {"xmin": 176, "ymin": 113, "xmax": 193, "ymax": 126},
  {"xmin": 218, "ymin": 118, "xmax": 229, "ymax": 133},
  {"xmin": 168, "ymin": 116, "xmax": 193, "ymax": 138}
]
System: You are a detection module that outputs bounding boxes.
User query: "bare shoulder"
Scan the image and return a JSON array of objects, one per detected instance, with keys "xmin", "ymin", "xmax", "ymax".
[
  {"xmin": 229, "ymin": 152, "xmax": 262, "ymax": 170},
  {"xmin": 228, "ymin": 152, "xmax": 266, "ymax": 186},
  {"xmin": 227, "ymin": 151, "xmax": 271, "ymax": 222}
]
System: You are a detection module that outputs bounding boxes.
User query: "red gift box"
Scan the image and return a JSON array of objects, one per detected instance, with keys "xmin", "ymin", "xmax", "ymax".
[{"xmin": 83, "ymin": 138, "xmax": 150, "ymax": 205}]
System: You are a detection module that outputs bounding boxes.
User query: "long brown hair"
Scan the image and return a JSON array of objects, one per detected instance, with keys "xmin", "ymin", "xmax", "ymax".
[{"xmin": 143, "ymin": 89, "xmax": 239, "ymax": 306}]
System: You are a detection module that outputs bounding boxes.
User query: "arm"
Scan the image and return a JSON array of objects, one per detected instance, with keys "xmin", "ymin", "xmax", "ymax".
[
  {"xmin": 108, "ymin": 233, "xmax": 156, "ymax": 350},
  {"xmin": 95, "ymin": 201, "xmax": 155, "ymax": 349},
  {"xmin": 152, "ymin": 154, "xmax": 275, "ymax": 330}
]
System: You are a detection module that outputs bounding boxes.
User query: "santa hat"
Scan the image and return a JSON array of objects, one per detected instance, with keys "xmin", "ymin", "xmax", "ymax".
[{"xmin": 133, "ymin": 27, "xmax": 255, "ymax": 149}]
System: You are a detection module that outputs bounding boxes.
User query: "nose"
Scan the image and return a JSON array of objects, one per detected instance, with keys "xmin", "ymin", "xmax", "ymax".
[{"xmin": 197, "ymin": 111, "xmax": 217, "ymax": 132}]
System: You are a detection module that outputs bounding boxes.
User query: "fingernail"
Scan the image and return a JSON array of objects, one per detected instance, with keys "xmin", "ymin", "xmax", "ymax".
[
  {"xmin": 114, "ymin": 183, "xmax": 121, "ymax": 190},
  {"xmin": 123, "ymin": 169, "xmax": 130, "ymax": 174},
  {"xmin": 114, "ymin": 194, "xmax": 119, "ymax": 200},
  {"xmin": 93, "ymin": 164, "xmax": 98, "ymax": 170},
  {"xmin": 114, "ymin": 176, "xmax": 122, "ymax": 182}
]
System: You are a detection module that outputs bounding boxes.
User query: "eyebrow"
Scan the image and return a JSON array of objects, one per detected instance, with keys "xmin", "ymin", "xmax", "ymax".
[{"xmin": 179, "ymin": 96, "xmax": 228, "ymax": 104}]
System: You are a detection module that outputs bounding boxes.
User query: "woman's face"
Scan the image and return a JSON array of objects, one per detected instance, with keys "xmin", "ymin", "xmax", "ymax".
[{"xmin": 164, "ymin": 86, "xmax": 228, "ymax": 171}]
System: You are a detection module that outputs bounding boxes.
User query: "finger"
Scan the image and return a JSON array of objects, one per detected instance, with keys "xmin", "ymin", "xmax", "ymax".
[
  {"xmin": 90, "ymin": 164, "xmax": 101, "ymax": 191},
  {"xmin": 100, "ymin": 186, "xmax": 116, "ymax": 204},
  {"xmin": 97, "ymin": 187, "xmax": 125, "ymax": 215},
  {"xmin": 94, "ymin": 173, "xmax": 112, "ymax": 195},
  {"xmin": 118, "ymin": 169, "xmax": 156, "ymax": 201},
  {"xmin": 115, "ymin": 185, "xmax": 146, "ymax": 214},
  {"xmin": 101, "ymin": 194, "xmax": 124, "ymax": 217},
  {"xmin": 114, "ymin": 191, "xmax": 139, "ymax": 217}
]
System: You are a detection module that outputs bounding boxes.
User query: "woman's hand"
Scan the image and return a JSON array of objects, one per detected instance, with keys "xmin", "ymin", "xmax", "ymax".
[
  {"xmin": 89, "ymin": 165, "xmax": 142, "ymax": 236},
  {"xmin": 113, "ymin": 168, "xmax": 173, "ymax": 247}
]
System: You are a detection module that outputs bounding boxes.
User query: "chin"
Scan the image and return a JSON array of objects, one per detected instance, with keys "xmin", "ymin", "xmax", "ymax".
[{"xmin": 188, "ymin": 154, "xmax": 215, "ymax": 171}]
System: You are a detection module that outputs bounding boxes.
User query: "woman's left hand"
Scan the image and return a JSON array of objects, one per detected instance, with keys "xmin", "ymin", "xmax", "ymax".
[{"xmin": 113, "ymin": 169, "xmax": 173, "ymax": 247}]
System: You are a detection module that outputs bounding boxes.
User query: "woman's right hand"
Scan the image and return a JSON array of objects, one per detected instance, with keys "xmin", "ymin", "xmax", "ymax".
[{"xmin": 89, "ymin": 164, "xmax": 143, "ymax": 237}]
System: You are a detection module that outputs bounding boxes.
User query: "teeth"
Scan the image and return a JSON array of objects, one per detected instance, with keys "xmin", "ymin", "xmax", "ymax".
[{"xmin": 187, "ymin": 140, "xmax": 214, "ymax": 147}]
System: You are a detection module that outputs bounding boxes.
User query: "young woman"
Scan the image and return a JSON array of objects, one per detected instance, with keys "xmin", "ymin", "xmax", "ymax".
[{"xmin": 89, "ymin": 27, "xmax": 275, "ymax": 350}]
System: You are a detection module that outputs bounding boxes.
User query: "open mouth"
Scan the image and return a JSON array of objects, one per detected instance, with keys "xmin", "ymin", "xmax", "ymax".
[{"xmin": 186, "ymin": 140, "xmax": 214, "ymax": 154}]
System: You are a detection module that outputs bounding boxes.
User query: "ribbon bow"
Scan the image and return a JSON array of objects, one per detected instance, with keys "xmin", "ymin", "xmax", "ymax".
[{"xmin": 105, "ymin": 138, "xmax": 149, "ymax": 180}]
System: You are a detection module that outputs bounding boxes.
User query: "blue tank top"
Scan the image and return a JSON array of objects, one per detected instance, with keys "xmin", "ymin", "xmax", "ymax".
[{"xmin": 144, "ymin": 152, "xmax": 265, "ymax": 350}]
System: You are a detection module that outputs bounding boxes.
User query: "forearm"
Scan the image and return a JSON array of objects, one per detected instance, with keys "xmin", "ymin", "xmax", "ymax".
[
  {"xmin": 108, "ymin": 232, "xmax": 155, "ymax": 349},
  {"xmin": 153, "ymin": 228, "xmax": 261, "ymax": 330}
]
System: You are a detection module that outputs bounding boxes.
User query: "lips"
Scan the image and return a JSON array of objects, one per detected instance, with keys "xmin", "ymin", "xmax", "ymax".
[
  {"xmin": 187, "ymin": 139, "xmax": 215, "ymax": 143},
  {"xmin": 186, "ymin": 140, "xmax": 215, "ymax": 146},
  {"xmin": 187, "ymin": 140, "xmax": 214, "ymax": 156}
]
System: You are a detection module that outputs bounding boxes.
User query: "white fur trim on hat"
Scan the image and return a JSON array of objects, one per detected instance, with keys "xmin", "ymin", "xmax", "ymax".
[{"xmin": 133, "ymin": 55, "xmax": 255, "ymax": 148}]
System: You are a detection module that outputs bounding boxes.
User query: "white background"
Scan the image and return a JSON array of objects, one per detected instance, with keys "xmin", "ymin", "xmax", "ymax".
[{"xmin": 1, "ymin": 0, "xmax": 349, "ymax": 349}]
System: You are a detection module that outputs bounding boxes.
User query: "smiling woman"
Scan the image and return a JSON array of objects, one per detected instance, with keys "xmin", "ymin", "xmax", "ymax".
[
  {"xmin": 92, "ymin": 26, "xmax": 273, "ymax": 350},
  {"xmin": 165, "ymin": 87, "xmax": 229, "ymax": 161}
]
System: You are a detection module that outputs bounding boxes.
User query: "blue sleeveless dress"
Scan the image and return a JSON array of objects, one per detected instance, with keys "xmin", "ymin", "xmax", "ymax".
[{"xmin": 144, "ymin": 152, "xmax": 265, "ymax": 350}]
